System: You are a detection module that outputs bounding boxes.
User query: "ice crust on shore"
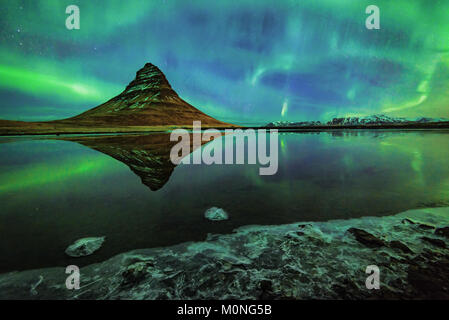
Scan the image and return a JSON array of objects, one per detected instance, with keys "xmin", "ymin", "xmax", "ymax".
[{"xmin": 1, "ymin": 207, "xmax": 449, "ymax": 299}]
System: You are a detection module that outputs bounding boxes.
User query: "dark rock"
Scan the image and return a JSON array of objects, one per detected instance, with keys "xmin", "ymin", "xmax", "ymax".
[
  {"xmin": 347, "ymin": 228, "xmax": 386, "ymax": 248},
  {"xmin": 285, "ymin": 231, "xmax": 304, "ymax": 240},
  {"xmin": 418, "ymin": 224, "xmax": 436, "ymax": 230},
  {"xmin": 421, "ymin": 237, "xmax": 446, "ymax": 248},
  {"xmin": 389, "ymin": 240, "xmax": 414, "ymax": 254},
  {"xmin": 407, "ymin": 259, "xmax": 449, "ymax": 299},
  {"xmin": 331, "ymin": 278, "xmax": 364, "ymax": 300},
  {"xmin": 259, "ymin": 280, "xmax": 277, "ymax": 300},
  {"xmin": 401, "ymin": 218, "xmax": 434, "ymax": 230},
  {"xmin": 259, "ymin": 279, "xmax": 272, "ymax": 292},
  {"xmin": 402, "ymin": 218, "xmax": 416, "ymax": 225},
  {"xmin": 435, "ymin": 227, "xmax": 449, "ymax": 238}
]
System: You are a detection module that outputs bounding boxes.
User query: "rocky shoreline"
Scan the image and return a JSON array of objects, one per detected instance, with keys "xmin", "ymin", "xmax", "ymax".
[{"xmin": 1, "ymin": 207, "xmax": 449, "ymax": 300}]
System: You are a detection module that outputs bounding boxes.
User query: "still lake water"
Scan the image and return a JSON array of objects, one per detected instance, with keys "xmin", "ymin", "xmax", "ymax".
[{"xmin": 1, "ymin": 130, "xmax": 449, "ymax": 272}]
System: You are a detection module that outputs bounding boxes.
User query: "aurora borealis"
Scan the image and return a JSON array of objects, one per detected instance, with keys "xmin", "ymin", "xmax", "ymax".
[{"xmin": 1, "ymin": 0, "xmax": 449, "ymax": 125}]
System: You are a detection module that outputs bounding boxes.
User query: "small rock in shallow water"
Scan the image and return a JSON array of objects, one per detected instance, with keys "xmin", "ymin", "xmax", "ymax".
[
  {"xmin": 401, "ymin": 218, "xmax": 435, "ymax": 230},
  {"xmin": 65, "ymin": 237, "xmax": 105, "ymax": 257},
  {"xmin": 204, "ymin": 207, "xmax": 229, "ymax": 221},
  {"xmin": 347, "ymin": 228, "xmax": 386, "ymax": 248},
  {"xmin": 418, "ymin": 223, "xmax": 435, "ymax": 230},
  {"xmin": 402, "ymin": 218, "xmax": 416, "ymax": 225}
]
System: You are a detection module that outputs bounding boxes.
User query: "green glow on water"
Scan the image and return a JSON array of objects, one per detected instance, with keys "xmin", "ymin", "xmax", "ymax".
[{"xmin": 0, "ymin": 155, "xmax": 118, "ymax": 193}]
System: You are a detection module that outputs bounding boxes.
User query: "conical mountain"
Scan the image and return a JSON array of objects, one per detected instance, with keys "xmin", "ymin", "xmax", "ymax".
[
  {"xmin": 70, "ymin": 63, "xmax": 231, "ymax": 127},
  {"xmin": 0, "ymin": 63, "xmax": 235, "ymax": 135}
]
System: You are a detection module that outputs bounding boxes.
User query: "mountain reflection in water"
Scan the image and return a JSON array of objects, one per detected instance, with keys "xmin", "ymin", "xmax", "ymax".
[
  {"xmin": 1, "ymin": 130, "xmax": 449, "ymax": 273},
  {"xmin": 62, "ymin": 133, "xmax": 197, "ymax": 191}
]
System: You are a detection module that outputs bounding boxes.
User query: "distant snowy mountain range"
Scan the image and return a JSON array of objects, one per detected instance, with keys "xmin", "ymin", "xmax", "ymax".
[{"xmin": 266, "ymin": 114, "xmax": 449, "ymax": 127}]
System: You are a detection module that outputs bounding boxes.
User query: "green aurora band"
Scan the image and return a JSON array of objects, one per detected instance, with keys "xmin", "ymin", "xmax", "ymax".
[{"xmin": 1, "ymin": 0, "xmax": 449, "ymax": 124}]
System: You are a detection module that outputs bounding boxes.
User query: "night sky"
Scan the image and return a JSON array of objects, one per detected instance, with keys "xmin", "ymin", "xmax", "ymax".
[{"xmin": 1, "ymin": 0, "xmax": 448, "ymax": 125}]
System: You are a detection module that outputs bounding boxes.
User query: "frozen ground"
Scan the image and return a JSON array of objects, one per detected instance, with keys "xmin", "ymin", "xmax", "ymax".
[{"xmin": 1, "ymin": 207, "xmax": 449, "ymax": 299}]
